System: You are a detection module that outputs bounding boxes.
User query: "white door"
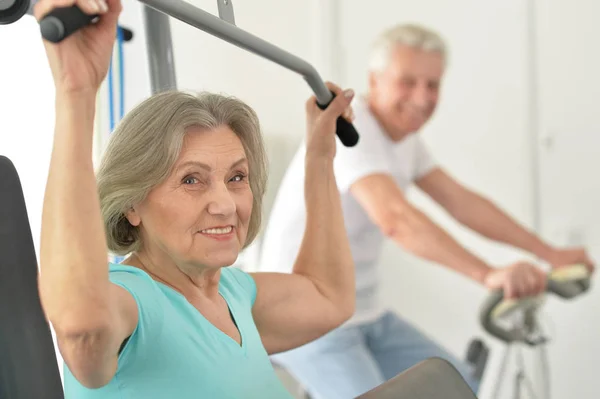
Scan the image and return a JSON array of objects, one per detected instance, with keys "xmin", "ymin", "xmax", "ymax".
[{"xmin": 535, "ymin": 1, "xmax": 600, "ymax": 398}]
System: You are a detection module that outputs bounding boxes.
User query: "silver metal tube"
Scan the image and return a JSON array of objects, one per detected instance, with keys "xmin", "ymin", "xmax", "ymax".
[
  {"xmin": 539, "ymin": 343, "xmax": 551, "ymax": 399},
  {"xmin": 138, "ymin": 0, "xmax": 333, "ymax": 105},
  {"xmin": 143, "ymin": 5, "xmax": 177, "ymax": 94},
  {"xmin": 491, "ymin": 344, "xmax": 513, "ymax": 399}
]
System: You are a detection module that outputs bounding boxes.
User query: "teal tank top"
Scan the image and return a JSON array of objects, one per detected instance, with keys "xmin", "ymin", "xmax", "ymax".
[{"xmin": 63, "ymin": 264, "xmax": 293, "ymax": 399}]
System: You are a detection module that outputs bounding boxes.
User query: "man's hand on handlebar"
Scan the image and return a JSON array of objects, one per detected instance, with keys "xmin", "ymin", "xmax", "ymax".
[
  {"xmin": 483, "ymin": 262, "xmax": 547, "ymax": 300},
  {"xmin": 545, "ymin": 246, "xmax": 595, "ymax": 275}
]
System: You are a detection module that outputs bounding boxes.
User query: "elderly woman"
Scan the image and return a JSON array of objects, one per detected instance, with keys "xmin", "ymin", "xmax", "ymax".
[{"xmin": 36, "ymin": 0, "xmax": 356, "ymax": 398}]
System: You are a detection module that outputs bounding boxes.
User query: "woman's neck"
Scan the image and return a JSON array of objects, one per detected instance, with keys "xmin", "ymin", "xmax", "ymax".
[{"xmin": 124, "ymin": 252, "xmax": 222, "ymax": 302}]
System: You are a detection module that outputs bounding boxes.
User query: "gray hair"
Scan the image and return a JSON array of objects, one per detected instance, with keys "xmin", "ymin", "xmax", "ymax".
[
  {"xmin": 369, "ymin": 23, "xmax": 447, "ymax": 72},
  {"xmin": 97, "ymin": 91, "xmax": 268, "ymax": 256}
]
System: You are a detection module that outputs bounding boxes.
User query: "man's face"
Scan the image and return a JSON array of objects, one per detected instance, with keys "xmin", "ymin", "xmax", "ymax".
[{"xmin": 369, "ymin": 45, "xmax": 444, "ymax": 140}]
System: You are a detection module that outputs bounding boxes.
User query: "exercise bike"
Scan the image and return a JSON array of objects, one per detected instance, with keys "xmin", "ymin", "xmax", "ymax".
[{"xmin": 477, "ymin": 264, "xmax": 591, "ymax": 399}]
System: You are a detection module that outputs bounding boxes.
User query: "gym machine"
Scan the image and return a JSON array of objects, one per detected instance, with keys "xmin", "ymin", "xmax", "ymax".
[
  {"xmin": 479, "ymin": 264, "xmax": 591, "ymax": 399},
  {"xmin": 0, "ymin": 0, "xmax": 359, "ymax": 147}
]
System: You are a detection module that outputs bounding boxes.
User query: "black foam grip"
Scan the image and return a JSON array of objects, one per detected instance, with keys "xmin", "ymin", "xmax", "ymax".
[
  {"xmin": 317, "ymin": 91, "xmax": 360, "ymax": 147},
  {"xmin": 120, "ymin": 26, "xmax": 134, "ymax": 42},
  {"xmin": 335, "ymin": 114, "xmax": 360, "ymax": 147},
  {"xmin": 39, "ymin": 5, "xmax": 97, "ymax": 43}
]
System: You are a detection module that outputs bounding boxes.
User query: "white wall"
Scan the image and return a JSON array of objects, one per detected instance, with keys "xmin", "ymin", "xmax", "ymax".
[
  {"xmin": 534, "ymin": 1, "xmax": 600, "ymax": 397},
  {"xmin": 172, "ymin": 0, "xmax": 313, "ymax": 139}
]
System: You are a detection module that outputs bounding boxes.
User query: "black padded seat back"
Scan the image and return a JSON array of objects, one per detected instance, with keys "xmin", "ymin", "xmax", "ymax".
[
  {"xmin": 0, "ymin": 156, "xmax": 64, "ymax": 399},
  {"xmin": 357, "ymin": 357, "xmax": 478, "ymax": 399}
]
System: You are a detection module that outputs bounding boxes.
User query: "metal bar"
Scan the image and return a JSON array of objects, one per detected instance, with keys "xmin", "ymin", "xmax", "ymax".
[
  {"xmin": 143, "ymin": 5, "xmax": 177, "ymax": 94},
  {"xmin": 538, "ymin": 343, "xmax": 552, "ymax": 399},
  {"xmin": 138, "ymin": 0, "xmax": 333, "ymax": 105},
  {"xmin": 217, "ymin": 0, "xmax": 235, "ymax": 25},
  {"xmin": 491, "ymin": 344, "xmax": 513, "ymax": 399}
]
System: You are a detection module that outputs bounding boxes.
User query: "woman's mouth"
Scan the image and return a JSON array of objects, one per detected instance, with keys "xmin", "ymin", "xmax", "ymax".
[{"xmin": 199, "ymin": 226, "xmax": 235, "ymax": 241}]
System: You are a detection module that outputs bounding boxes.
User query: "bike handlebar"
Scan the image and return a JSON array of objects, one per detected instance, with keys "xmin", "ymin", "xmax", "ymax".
[{"xmin": 480, "ymin": 264, "xmax": 591, "ymax": 344}]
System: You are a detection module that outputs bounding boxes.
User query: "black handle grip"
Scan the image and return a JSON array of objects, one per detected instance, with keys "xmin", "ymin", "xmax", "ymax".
[
  {"xmin": 39, "ymin": 5, "xmax": 97, "ymax": 43},
  {"xmin": 335, "ymin": 114, "xmax": 360, "ymax": 147},
  {"xmin": 317, "ymin": 91, "xmax": 360, "ymax": 147},
  {"xmin": 120, "ymin": 26, "xmax": 134, "ymax": 42}
]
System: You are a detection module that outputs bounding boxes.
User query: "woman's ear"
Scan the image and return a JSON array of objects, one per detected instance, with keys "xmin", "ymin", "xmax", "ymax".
[{"xmin": 125, "ymin": 207, "xmax": 141, "ymax": 227}]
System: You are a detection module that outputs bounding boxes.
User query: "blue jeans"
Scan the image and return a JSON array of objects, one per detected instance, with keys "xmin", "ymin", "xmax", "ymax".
[{"xmin": 272, "ymin": 311, "xmax": 480, "ymax": 399}]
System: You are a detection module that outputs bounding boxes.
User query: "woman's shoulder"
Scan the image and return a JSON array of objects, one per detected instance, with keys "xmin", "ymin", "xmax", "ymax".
[
  {"xmin": 108, "ymin": 263, "xmax": 165, "ymax": 303},
  {"xmin": 220, "ymin": 266, "xmax": 257, "ymax": 306},
  {"xmin": 109, "ymin": 263, "xmax": 155, "ymax": 284},
  {"xmin": 107, "ymin": 263, "xmax": 165, "ymax": 334}
]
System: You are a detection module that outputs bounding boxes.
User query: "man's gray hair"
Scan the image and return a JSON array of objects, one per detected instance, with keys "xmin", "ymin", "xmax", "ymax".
[{"xmin": 369, "ymin": 23, "xmax": 447, "ymax": 72}]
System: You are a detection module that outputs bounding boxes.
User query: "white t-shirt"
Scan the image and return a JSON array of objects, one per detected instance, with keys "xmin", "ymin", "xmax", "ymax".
[{"xmin": 258, "ymin": 96, "xmax": 438, "ymax": 324}]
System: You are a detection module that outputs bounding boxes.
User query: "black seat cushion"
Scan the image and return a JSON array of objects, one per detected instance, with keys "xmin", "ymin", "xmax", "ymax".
[{"xmin": 0, "ymin": 156, "xmax": 64, "ymax": 399}]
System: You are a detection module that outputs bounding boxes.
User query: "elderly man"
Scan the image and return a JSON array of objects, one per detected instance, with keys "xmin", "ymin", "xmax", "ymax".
[{"xmin": 259, "ymin": 23, "xmax": 594, "ymax": 398}]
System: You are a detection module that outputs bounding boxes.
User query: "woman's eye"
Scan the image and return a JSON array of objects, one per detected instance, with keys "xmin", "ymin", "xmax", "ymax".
[
  {"xmin": 183, "ymin": 176, "xmax": 199, "ymax": 185},
  {"xmin": 230, "ymin": 174, "xmax": 246, "ymax": 183}
]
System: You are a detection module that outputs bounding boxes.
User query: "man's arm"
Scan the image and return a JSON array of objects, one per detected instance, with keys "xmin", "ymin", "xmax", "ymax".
[
  {"xmin": 416, "ymin": 168, "xmax": 555, "ymax": 259},
  {"xmin": 416, "ymin": 168, "xmax": 596, "ymax": 272},
  {"xmin": 350, "ymin": 173, "xmax": 493, "ymax": 284}
]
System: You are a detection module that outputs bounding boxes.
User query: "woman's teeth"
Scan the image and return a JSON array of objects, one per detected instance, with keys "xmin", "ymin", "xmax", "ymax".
[{"xmin": 201, "ymin": 226, "xmax": 233, "ymax": 235}]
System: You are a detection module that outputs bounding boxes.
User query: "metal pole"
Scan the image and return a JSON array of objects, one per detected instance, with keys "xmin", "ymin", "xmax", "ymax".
[
  {"xmin": 491, "ymin": 344, "xmax": 513, "ymax": 399},
  {"xmin": 143, "ymin": 5, "xmax": 177, "ymax": 94},
  {"xmin": 138, "ymin": 0, "xmax": 333, "ymax": 105},
  {"xmin": 539, "ymin": 343, "xmax": 551, "ymax": 399}
]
